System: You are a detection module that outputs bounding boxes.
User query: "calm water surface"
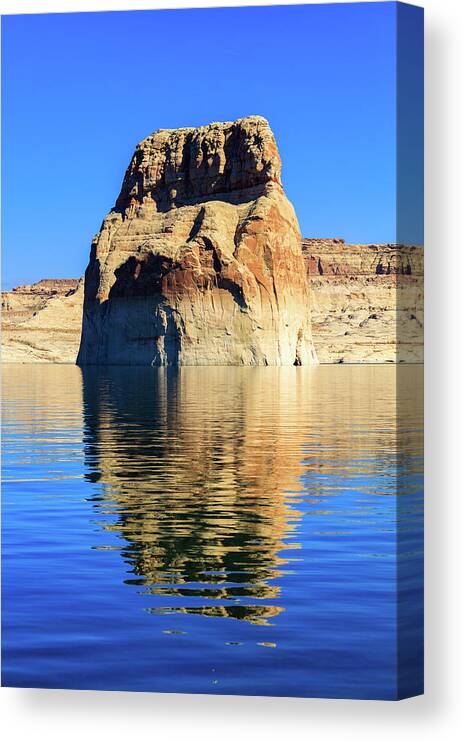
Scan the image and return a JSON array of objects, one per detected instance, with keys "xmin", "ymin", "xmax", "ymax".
[{"xmin": 1, "ymin": 365, "xmax": 423, "ymax": 699}]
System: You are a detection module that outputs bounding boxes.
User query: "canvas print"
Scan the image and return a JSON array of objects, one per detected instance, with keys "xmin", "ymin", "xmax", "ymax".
[{"xmin": 1, "ymin": 2, "xmax": 424, "ymax": 700}]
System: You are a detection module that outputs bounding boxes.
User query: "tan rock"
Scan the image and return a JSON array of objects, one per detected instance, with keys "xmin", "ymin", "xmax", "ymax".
[
  {"xmin": 1, "ymin": 279, "xmax": 83, "ymax": 363},
  {"xmin": 77, "ymin": 116, "xmax": 317, "ymax": 366},
  {"xmin": 304, "ymin": 240, "xmax": 424, "ymax": 363}
]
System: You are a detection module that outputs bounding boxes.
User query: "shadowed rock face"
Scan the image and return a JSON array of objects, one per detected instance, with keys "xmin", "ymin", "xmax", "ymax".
[{"xmin": 77, "ymin": 116, "xmax": 317, "ymax": 366}]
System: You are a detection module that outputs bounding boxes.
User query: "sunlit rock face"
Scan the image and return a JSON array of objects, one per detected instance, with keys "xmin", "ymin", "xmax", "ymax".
[
  {"xmin": 1, "ymin": 279, "xmax": 83, "ymax": 363},
  {"xmin": 77, "ymin": 116, "xmax": 317, "ymax": 366},
  {"xmin": 303, "ymin": 240, "xmax": 424, "ymax": 364}
]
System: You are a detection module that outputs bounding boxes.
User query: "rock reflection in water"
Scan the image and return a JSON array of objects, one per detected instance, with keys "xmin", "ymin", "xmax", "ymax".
[{"xmin": 82, "ymin": 366, "xmax": 312, "ymax": 624}]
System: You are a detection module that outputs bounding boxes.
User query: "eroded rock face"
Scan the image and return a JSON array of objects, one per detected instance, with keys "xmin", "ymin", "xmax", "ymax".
[
  {"xmin": 77, "ymin": 116, "xmax": 317, "ymax": 366},
  {"xmin": 1, "ymin": 279, "xmax": 83, "ymax": 363},
  {"xmin": 303, "ymin": 240, "xmax": 424, "ymax": 363}
]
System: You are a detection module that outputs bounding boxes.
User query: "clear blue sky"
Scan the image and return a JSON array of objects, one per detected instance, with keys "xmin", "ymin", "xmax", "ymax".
[{"xmin": 1, "ymin": 2, "xmax": 423, "ymax": 289}]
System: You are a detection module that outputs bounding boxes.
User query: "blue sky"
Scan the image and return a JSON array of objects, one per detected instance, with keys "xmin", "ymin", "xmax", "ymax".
[{"xmin": 1, "ymin": 2, "xmax": 423, "ymax": 289}]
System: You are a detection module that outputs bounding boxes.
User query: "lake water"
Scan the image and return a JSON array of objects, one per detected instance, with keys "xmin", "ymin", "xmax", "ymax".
[{"xmin": 1, "ymin": 364, "xmax": 423, "ymax": 699}]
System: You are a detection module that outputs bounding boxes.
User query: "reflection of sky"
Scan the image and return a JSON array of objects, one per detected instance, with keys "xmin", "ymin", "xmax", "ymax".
[{"xmin": 2, "ymin": 2, "xmax": 423, "ymax": 288}]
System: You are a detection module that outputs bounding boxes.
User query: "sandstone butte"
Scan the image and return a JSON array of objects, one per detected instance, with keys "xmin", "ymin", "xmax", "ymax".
[{"xmin": 76, "ymin": 116, "xmax": 318, "ymax": 366}]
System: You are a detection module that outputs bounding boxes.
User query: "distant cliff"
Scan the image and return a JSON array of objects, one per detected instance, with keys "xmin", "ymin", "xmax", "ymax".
[
  {"xmin": 77, "ymin": 116, "xmax": 317, "ymax": 366},
  {"xmin": 303, "ymin": 239, "xmax": 423, "ymax": 363},
  {"xmin": 1, "ymin": 279, "xmax": 83, "ymax": 363}
]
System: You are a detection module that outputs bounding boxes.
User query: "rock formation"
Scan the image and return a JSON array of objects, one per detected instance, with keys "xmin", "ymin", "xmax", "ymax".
[
  {"xmin": 1, "ymin": 279, "xmax": 83, "ymax": 363},
  {"xmin": 304, "ymin": 239, "xmax": 423, "ymax": 363},
  {"xmin": 76, "ymin": 116, "xmax": 317, "ymax": 366}
]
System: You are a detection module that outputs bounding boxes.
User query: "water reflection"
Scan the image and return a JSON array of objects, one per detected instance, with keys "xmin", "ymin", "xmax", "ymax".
[
  {"xmin": 80, "ymin": 365, "xmax": 422, "ymax": 629},
  {"xmin": 82, "ymin": 367, "xmax": 315, "ymax": 624}
]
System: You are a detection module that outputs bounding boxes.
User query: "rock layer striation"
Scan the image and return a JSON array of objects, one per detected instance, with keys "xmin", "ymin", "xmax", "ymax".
[
  {"xmin": 1, "ymin": 279, "xmax": 83, "ymax": 363},
  {"xmin": 77, "ymin": 116, "xmax": 317, "ymax": 366},
  {"xmin": 304, "ymin": 239, "xmax": 423, "ymax": 363}
]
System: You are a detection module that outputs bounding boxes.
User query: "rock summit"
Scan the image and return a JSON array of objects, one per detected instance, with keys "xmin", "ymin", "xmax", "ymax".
[{"xmin": 77, "ymin": 116, "xmax": 317, "ymax": 366}]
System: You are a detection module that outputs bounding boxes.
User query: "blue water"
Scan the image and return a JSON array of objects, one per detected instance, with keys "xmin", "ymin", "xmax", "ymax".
[{"xmin": 1, "ymin": 364, "xmax": 423, "ymax": 699}]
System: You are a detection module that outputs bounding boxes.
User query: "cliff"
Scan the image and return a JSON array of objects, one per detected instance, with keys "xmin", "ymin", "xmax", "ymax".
[
  {"xmin": 1, "ymin": 279, "xmax": 83, "ymax": 363},
  {"xmin": 76, "ymin": 116, "xmax": 317, "ymax": 366},
  {"xmin": 304, "ymin": 239, "xmax": 423, "ymax": 363}
]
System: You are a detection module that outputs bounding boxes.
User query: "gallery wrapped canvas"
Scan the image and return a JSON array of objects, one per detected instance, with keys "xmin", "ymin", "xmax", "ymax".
[{"xmin": 1, "ymin": 2, "xmax": 423, "ymax": 700}]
